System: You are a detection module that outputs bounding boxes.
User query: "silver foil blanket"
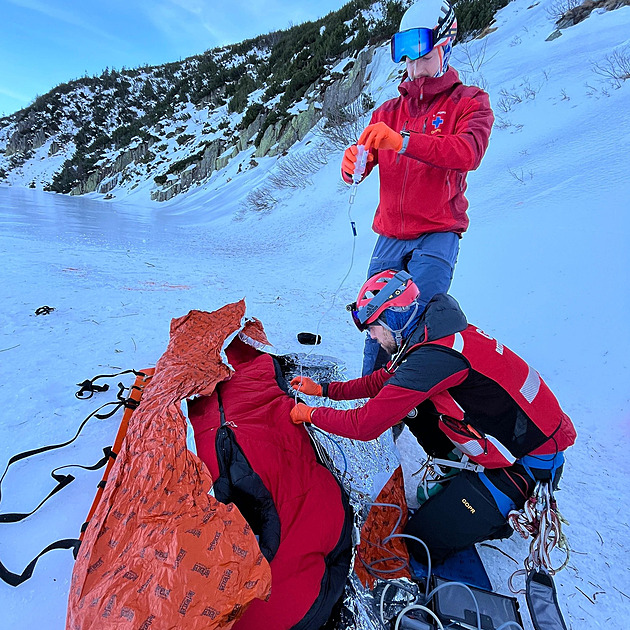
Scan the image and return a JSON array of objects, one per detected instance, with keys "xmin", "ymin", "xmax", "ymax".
[{"xmin": 281, "ymin": 353, "xmax": 407, "ymax": 629}]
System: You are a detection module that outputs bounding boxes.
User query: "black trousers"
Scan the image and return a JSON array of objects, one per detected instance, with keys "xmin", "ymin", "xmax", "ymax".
[{"xmin": 404, "ymin": 469, "xmax": 532, "ymax": 565}]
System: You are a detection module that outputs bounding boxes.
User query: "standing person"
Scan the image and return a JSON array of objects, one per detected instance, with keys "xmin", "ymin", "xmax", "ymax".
[
  {"xmin": 289, "ymin": 270, "xmax": 576, "ymax": 564},
  {"xmin": 342, "ymin": 0, "xmax": 495, "ymax": 374}
]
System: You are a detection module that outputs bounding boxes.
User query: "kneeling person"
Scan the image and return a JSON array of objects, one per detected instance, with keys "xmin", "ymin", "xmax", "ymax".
[{"xmin": 290, "ymin": 270, "xmax": 576, "ymax": 564}]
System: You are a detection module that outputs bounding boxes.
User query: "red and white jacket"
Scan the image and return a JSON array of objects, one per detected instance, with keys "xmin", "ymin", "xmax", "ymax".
[
  {"xmin": 347, "ymin": 68, "xmax": 494, "ymax": 239},
  {"xmin": 312, "ymin": 295, "xmax": 576, "ymax": 469}
]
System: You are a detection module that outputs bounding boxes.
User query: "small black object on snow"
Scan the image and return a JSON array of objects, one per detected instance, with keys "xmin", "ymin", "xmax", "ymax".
[
  {"xmin": 297, "ymin": 332, "xmax": 321, "ymax": 345},
  {"xmin": 35, "ymin": 306, "xmax": 55, "ymax": 315}
]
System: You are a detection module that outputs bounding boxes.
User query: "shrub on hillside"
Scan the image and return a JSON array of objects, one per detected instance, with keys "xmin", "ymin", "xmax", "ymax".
[
  {"xmin": 228, "ymin": 75, "xmax": 258, "ymax": 114},
  {"xmin": 239, "ymin": 103, "xmax": 265, "ymax": 131},
  {"xmin": 268, "ymin": 146, "xmax": 329, "ymax": 190},
  {"xmin": 592, "ymin": 45, "xmax": 630, "ymax": 88},
  {"xmin": 176, "ymin": 133, "xmax": 195, "ymax": 146},
  {"xmin": 316, "ymin": 94, "xmax": 375, "ymax": 150}
]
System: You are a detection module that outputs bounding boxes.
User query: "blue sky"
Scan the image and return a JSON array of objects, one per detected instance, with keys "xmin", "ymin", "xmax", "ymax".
[{"xmin": 0, "ymin": 0, "xmax": 349, "ymax": 117}]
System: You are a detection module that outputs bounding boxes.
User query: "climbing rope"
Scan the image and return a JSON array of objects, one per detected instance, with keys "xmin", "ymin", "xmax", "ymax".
[{"xmin": 508, "ymin": 480, "xmax": 570, "ymax": 593}]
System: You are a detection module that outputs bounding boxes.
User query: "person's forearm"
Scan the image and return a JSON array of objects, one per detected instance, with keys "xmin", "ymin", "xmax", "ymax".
[
  {"xmin": 313, "ymin": 383, "xmax": 427, "ymax": 441},
  {"xmin": 401, "ymin": 100, "xmax": 493, "ymax": 171},
  {"xmin": 324, "ymin": 368, "xmax": 391, "ymax": 401}
]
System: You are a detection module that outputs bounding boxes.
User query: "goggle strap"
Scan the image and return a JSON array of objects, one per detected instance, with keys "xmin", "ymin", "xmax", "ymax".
[
  {"xmin": 377, "ymin": 301, "xmax": 419, "ymax": 337},
  {"xmin": 435, "ymin": 6, "xmax": 456, "ymax": 42}
]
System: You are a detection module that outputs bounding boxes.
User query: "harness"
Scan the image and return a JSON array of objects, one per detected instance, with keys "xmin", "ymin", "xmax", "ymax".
[{"xmin": 391, "ymin": 324, "xmax": 574, "ymax": 470}]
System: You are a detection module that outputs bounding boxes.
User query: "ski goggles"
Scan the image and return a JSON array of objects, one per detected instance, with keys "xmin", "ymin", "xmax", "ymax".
[
  {"xmin": 347, "ymin": 303, "xmax": 371, "ymax": 332},
  {"xmin": 346, "ymin": 271, "xmax": 413, "ymax": 332},
  {"xmin": 390, "ymin": 27, "xmax": 437, "ymax": 63},
  {"xmin": 390, "ymin": 6, "xmax": 456, "ymax": 63}
]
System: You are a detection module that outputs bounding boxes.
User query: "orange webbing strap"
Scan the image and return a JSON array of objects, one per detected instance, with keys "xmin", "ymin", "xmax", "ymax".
[{"xmin": 79, "ymin": 368, "xmax": 155, "ymax": 540}]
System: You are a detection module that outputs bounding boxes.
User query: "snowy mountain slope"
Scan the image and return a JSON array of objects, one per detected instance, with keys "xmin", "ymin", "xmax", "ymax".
[
  {"xmin": 1, "ymin": 0, "xmax": 630, "ymax": 629},
  {"xmin": 0, "ymin": 0, "xmax": 407, "ymax": 200}
]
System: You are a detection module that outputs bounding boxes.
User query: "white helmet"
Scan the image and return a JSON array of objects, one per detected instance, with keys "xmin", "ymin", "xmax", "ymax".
[{"xmin": 394, "ymin": 0, "xmax": 457, "ymax": 76}]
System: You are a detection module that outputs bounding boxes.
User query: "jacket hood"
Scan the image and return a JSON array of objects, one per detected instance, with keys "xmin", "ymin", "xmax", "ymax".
[
  {"xmin": 407, "ymin": 293, "xmax": 468, "ymax": 345},
  {"xmin": 398, "ymin": 67, "xmax": 461, "ymax": 101}
]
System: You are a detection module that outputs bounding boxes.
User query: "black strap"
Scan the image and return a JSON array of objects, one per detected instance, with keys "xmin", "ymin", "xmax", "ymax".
[
  {"xmin": 0, "ymin": 400, "xmax": 120, "ymax": 507},
  {"xmin": 1, "ymin": 370, "xmax": 144, "ymax": 511},
  {"xmin": 0, "ymin": 369, "xmax": 146, "ymax": 586},
  {"xmin": 0, "ymin": 539, "xmax": 81, "ymax": 587},
  {"xmin": 76, "ymin": 379, "xmax": 109, "ymax": 399},
  {"xmin": 0, "ymin": 447, "xmax": 113, "ymax": 524},
  {"xmin": 75, "ymin": 369, "xmax": 146, "ymax": 399}
]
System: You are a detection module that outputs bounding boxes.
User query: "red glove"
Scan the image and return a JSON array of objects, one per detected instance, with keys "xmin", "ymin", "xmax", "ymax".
[
  {"xmin": 290, "ymin": 376, "xmax": 323, "ymax": 397},
  {"xmin": 290, "ymin": 403, "xmax": 315, "ymax": 425},
  {"xmin": 341, "ymin": 144, "xmax": 374, "ymax": 181},
  {"xmin": 358, "ymin": 122, "xmax": 403, "ymax": 152}
]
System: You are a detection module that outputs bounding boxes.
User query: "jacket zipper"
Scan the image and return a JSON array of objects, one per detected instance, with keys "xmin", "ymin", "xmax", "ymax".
[
  {"xmin": 399, "ymin": 120, "xmax": 409, "ymax": 233},
  {"xmin": 398, "ymin": 84, "xmax": 428, "ymax": 233}
]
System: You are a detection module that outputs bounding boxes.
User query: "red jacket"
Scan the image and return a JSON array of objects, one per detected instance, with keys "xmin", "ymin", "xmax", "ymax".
[
  {"xmin": 312, "ymin": 295, "xmax": 575, "ymax": 468},
  {"xmin": 356, "ymin": 68, "xmax": 494, "ymax": 239}
]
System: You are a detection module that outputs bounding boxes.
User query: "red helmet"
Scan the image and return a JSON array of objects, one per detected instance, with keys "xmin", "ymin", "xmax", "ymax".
[{"xmin": 348, "ymin": 270, "xmax": 420, "ymax": 332}]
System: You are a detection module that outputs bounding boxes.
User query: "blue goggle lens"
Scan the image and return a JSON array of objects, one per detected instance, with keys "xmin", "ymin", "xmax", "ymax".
[
  {"xmin": 351, "ymin": 308, "xmax": 367, "ymax": 332},
  {"xmin": 347, "ymin": 302, "xmax": 368, "ymax": 332},
  {"xmin": 390, "ymin": 28, "xmax": 435, "ymax": 63}
]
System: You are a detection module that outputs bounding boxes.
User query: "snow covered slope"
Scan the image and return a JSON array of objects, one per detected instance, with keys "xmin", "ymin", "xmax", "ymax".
[{"xmin": 1, "ymin": 1, "xmax": 629, "ymax": 628}]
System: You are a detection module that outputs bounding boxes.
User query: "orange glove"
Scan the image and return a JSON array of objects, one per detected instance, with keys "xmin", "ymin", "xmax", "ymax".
[
  {"xmin": 358, "ymin": 122, "xmax": 403, "ymax": 152},
  {"xmin": 341, "ymin": 144, "xmax": 374, "ymax": 181},
  {"xmin": 290, "ymin": 376, "xmax": 323, "ymax": 397},
  {"xmin": 290, "ymin": 403, "xmax": 315, "ymax": 425}
]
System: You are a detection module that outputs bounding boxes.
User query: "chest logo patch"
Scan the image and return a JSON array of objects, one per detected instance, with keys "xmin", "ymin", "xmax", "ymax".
[{"xmin": 432, "ymin": 112, "xmax": 446, "ymax": 133}]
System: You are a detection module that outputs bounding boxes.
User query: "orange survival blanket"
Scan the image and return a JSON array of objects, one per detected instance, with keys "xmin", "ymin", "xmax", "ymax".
[{"xmin": 66, "ymin": 302, "xmax": 271, "ymax": 629}]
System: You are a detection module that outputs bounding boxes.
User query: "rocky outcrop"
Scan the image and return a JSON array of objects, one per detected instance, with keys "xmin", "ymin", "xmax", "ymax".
[
  {"xmin": 197, "ymin": 85, "xmax": 227, "ymax": 108},
  {"xmin": 5, "ymin": 118, "xmax": 48, "ymax": 156},
  {"xmin": 322, "ymin": 48, "xmax": 374, "ymax": 114},
  {"xmin": 151, "ymin": 182, "xmax": 180, "ymax": 202},
  {"xmin": 48, "ymin": 140, "xmax": 63, "ymax": 156},
  {"xmin": 98, "ymin": 173, "xmax": 120, "ymax": 194},
  {"xmin": 216, "ymin": 145, "xmax": 239, "ymax": 170},
  {"xmin": 556, "ymin": 0, "xmax": 629, "ymax": 29},
  {"xmin": 253, "ymin": 47, "xmax": 374, "ymax": 159},
  {"xmin": 255, "ymin": 101, "xmax": 324, "ymax": 158},
  {"xmin": 238, "ymin": 113, "xmax": 265, "ymax": 152},
  {"xmin": 255, "ymin": 120, "xmax": 284, "ymax": 158},
  {"xmin": 150, "ymin": 138, "xmax": 226, "ymax": 201},
  {"xmin": 70, "ymin": 141, "xmax": 153, "ymax": 195}
]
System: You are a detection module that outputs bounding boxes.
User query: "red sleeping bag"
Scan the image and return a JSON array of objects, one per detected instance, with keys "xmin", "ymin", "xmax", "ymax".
[{"xmin": 188, "ymin": 331, "xmax": 352, "ymax": 630}]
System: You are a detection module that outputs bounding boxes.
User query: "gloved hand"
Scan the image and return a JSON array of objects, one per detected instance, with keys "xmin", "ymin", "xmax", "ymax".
[
  {"xmin": 290, "ymin": 376, "xmax": 323, "ymax": 397},
  {"xmin": 341, "ymin": 144, "xmax": 374, "ymax": 180},
  {"xmin": 290, "ymin": 403, "xmax": 316, "ymax": 425},
  {"xmin": 358, "ymin": 121, "xmax": 403, "ymax": 152}
]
